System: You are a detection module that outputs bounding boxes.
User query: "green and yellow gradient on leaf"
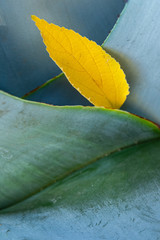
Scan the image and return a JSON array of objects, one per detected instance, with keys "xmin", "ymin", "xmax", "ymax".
[{"xmin": 31, "ymin": 15, "xmax": 129, "ymax": 109}]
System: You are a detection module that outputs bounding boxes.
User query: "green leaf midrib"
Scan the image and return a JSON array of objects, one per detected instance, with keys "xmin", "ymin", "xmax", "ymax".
[{"xmin": 2, "ymin": 135, "xmax": 160, "ymax": 212}]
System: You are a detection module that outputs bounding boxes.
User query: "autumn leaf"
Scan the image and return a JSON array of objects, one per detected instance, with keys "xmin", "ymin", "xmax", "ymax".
[{"xmin": 32, "ymin": 15, "xmax": 129, "ymax": 109}]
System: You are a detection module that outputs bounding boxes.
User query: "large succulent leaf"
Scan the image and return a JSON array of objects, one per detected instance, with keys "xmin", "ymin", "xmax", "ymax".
[
  {"xmin": 103, "ymin": 0, "xmax": 160, "ymax": 124},
  {"xmin": 1, "ymin": 140, "xmax": 160, "ymax": 240},
  {"xmin": 0, "ymin": 0, "xmax": 125, "ymax": 97},
  {"xmin": 0, "ymin": 91, "xmax": 160, "ymax": 239}
]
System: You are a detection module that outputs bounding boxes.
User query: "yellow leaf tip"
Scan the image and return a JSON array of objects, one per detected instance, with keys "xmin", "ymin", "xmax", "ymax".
[{"xmin": 31, "ymin": 15, "xmax": 40, "ymax": 23}]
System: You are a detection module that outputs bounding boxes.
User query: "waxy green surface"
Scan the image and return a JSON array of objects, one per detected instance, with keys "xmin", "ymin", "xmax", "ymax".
[{"xmin": 0, "ymin": 91, "xmax": 160, "ymax": 239}]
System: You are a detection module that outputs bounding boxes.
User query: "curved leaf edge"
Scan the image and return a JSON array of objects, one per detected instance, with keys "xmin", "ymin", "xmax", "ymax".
[
  {"xmin": 1, "ymin": 90, "xmax": 159, "ymax": 131},
  {"xmin": 101, "ymin": 1, "xmax": 129, "ymax": 47}
]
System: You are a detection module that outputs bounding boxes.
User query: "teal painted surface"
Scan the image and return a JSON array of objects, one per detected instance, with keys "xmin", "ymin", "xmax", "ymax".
[
  {"xmin": 0, "ymin": 0, "xmax": 125, "ymax": 97},
  {"xmin": 0, "ymin": 91, "xmax": 160, "ymax": 239},
  {"xmin": 103, "ymin": 0, "xmax": 160, "ymax": 124}
]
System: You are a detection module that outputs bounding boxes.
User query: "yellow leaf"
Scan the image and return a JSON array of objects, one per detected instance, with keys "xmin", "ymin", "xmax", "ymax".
[{"xmin": 31, "ymin": 15, "xmax": 129, "ymax": 109}]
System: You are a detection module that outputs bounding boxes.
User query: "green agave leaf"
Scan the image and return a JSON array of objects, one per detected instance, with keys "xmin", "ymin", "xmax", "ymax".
[
  {"xmin": 1, "ymin": 140, "xmax": 160, "ymax": 239},
  {"xmin": 0, "ymin": 91, "xmax": 160, "ymax": 239},
  {"xmin": 103, "ymin": 0, "xmax": 160, "ymax": 124},
  {"xmin": 0, "ymin": 0, "xmax": 125, "ymax": 97}
]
